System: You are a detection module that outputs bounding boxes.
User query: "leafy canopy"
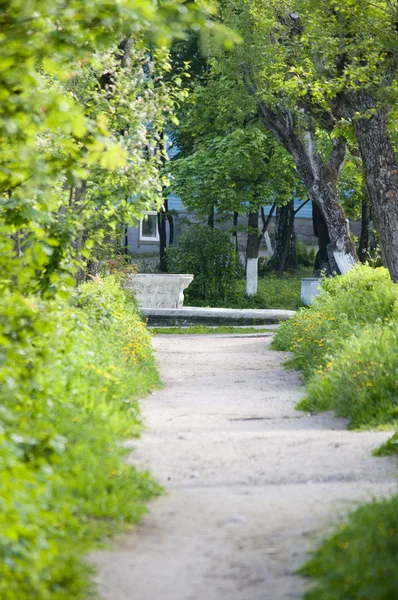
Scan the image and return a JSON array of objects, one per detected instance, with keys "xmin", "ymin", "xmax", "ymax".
[{"xmin": 0, "ymin": 0, "xmax": 235, "ymax": 295}]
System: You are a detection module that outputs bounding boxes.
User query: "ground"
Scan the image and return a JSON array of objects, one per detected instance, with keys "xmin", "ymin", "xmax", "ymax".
[{"xmin": 92, "ymin": 333, "xmax": 397, "ymax": 600}]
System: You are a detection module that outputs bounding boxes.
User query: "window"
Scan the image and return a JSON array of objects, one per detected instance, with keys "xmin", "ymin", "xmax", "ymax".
[{"xmin": 139, "ymin": 211, "xmax": 159, "ymax": 242}]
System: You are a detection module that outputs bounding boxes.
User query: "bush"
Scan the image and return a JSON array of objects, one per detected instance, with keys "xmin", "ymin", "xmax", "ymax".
[
  {"xmin": 301, "ymin": 494, "xmax": 398, "ymax": 600},
  {"xmin": 296, "ymin": 241, "xmax": 316, "ymax": 267},
  {"xmin": 272, "ymin": 265, "xmax": 398, "ymax": 378},
  {"xmin": 167, "ymin": 225, "xmax": 242, "ymax": 302},
  {"xmin": 0, "ymin": 276, "xmax": 160, "ymax": 600},
  {"xmin": 300, "ymin": 323, "xmax": 398, "ymax": 428}
]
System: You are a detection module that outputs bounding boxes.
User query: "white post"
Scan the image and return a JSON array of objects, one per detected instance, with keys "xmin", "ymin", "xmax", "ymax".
[{"xmin": 246, "ymin": 258, "xmax": 258, "ymax": 296}]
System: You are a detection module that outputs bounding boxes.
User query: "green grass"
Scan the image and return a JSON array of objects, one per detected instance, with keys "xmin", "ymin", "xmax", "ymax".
[
  {"xmin": 272, "ymin": 265, "xmax": 398, "ymax": 379},
  {"xmin": 373, "ymin": 431, "xmax": 398, "ymax": 456},
  {"xmin": 150, "ymin": 325, "xmax": 274, "ymax": 335},
  {"xmin": 301, "ymin": 495, "xmax": 398, "ymax": 600},
  {"xmin": 298, "ymin": 323, "xmax": 398, "ymax": 429},
  {"xmin": 185, "ymin": 269, "xmax": 313, "ymax": 310}
]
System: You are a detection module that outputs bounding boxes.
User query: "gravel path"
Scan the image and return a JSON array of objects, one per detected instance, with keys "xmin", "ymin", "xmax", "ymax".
[{"xmin": 92, "ymin": 334, "xmax": 397, "ymax": 600}]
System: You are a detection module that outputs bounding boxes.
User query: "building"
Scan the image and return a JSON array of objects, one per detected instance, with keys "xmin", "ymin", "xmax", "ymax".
[{"xmin": 126, "ymin": 193, "xmax": 317, "ymax": 257}]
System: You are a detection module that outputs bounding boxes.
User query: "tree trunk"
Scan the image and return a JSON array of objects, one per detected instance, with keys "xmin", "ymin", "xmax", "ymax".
[
  {"xmin": 233, "ymin": 211, "xmax": 239, "ymax": 253},
  {"xmin": 353, "ymin": 111, "xmax": 398, "ymax": 279},
  {"xmin": 312, "ymin": 201, "xmax": 331, "ymax": 272},
  {"xmin": 167, "ymin": 212, "xmax": 175, "ymax": 246},
  {"xmin": 332, "ymin": 92, "xmax": 398, "ymax": 280},
  {"xmin": 208, "ymin": 206, "xmax": 215, "ymax": 229},
  {"xmin": 358, "ymin": 198, "xmax": 370, "ymax": 263},
  {"xmin": 265, "ymin": 199, "xmax": 297, "ymax": 275},
  {"xmin": 72, "ymin": 181, "xmax": 87, "ymax": 286},
  {"xmin": 13, "ymin": 230, "xmax": 22, "ymax": 258},
  {"xmin": 246, "ymin": 210, "xmax": 259, "ymax": 295},
  {"xmin": 292, "ymin": 154, "xmax": 357, "ymax": 274},
  {"xmin": 277, "ymin": 199, "xmax": 297, "ymax": 278},
  {"xmin": 123, "ymin": 225, "xmax": 129, "ymax": 255},
  {"xmin": 158, "ymin": 208, "xmax": 167, "ymax": 273}
]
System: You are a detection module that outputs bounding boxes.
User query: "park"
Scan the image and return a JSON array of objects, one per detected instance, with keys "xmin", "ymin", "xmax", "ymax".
[{"xmin": 1, "ymin": 1, "xmax": 398, "ymax": 599}]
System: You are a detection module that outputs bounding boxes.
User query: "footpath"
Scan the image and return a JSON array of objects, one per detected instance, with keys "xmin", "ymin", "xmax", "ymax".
[{"xmin": 92, "ymin": 333, "xmax": 397, "ymax": 600}]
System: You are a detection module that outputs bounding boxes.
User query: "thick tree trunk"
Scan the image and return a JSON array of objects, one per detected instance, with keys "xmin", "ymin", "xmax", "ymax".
[
  {"xmin": 290, "ymin": 150, "xmax": 357, "ymax": 274},
  {"xmin": 246, "ymin": 210, "xmax": 260, "ymax": 295},
  {"xmin": 353, "ymin": 111, "xmax": 398, "ymax": 279},
  {"xmin": 332, "ymin": 92, "xmax": 398, "ymax": 280},
  {"xmin": 265, "ymin": 199, "xmax": 297, "ymax": 276}
]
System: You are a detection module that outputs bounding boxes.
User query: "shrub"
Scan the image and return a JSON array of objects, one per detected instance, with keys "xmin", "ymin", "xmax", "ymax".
[
  {"xmin": 300, "ymin": 323, "xmax": 398, "ymax": 428},
  {"xmin": 301, "ymin": 495, "xmax": 398, "ymax": 600},
  {"xmin": 272, "ymin": 265, "xmax": 398, "ymax": 378},
  {"xmin": 0, "ymin": 276, "xmax": 160, "ymax": 600},
  {"xmin": 167, "ymin": 225, "xmax": 242, "ymax": 302},
  {"xmin": 296, "ymin": 241, "xmax": 316, "ymax": 268}
]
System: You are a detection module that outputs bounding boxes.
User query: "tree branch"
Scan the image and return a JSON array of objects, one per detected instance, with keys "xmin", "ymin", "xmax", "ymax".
[
  {"xmin": 327, "ymin": 135, "xmax": 347, "ymax": 176},
  {"xmin": 294, "ymin": 198, "xmax": 310, "ymax": 216},
  {"xmin": 260, "ymin": 203, "xmax": 276, "ymax": 237}
]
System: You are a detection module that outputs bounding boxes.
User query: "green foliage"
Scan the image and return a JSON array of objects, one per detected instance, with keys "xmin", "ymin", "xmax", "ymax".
[
  {"xmin": 0, "ymin": 276, "xmax": 160, "ymax": 600},
  {"xmin": 167, "ymin": 224, "xmax": 242, "ymax": 302},
  {"xmin": 0, "ymin": 0, "xmax": 234, "ymax": 296},
  {"xmin": 301, "ymin": 494, "xmax": 398, "ymax": 600},
  {"xmin": 272, "ymin": 265, "xmax": 398, "ymax": 378},
  {"xmin": 295, "ymin": 242, "xmax": 316, "ymax": 268},
  {"xmin": 169, "ymin": 63, "xmax": 303, "ymax": 222},
  {"xmin": 302, "ymin": 323, "xmax": 398, "ymax": 428},
  {"xmin": 374, "ymin": 432, "xmax": 398, "ymax": 457},
  {"xmin": 229, "ymin": 0, "xmax": 398, "ymax": 115}
]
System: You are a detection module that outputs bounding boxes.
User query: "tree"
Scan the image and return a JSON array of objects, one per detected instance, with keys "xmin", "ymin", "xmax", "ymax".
[
  {"xmin": 169, "ymin": 74, "xmax": 302, "ymax": 294},
  {"xmin": 216, "ymin": 1, "xmax": 359, "ymax": 275},
  {"xmin": 235, "ymin": 0, "xmax": 398, "ymax": 279},
  {"xmin": 0, "ymin": 0, "xmax": 231, "ymax": 294},
  {"xmin": 298, "ymin": 0, "xmax": 398, "ymax": 280}
]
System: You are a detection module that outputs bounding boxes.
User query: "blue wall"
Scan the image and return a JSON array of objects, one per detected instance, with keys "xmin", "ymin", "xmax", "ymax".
[{"xmin": 165, "ymin": 192, "xmax": 312, "ymax": 219}]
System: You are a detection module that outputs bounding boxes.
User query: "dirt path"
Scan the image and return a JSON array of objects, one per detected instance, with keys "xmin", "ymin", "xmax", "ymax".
[{"xmin": 92, "ymin": 334, "xmax": 397, "ymax": 600}]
